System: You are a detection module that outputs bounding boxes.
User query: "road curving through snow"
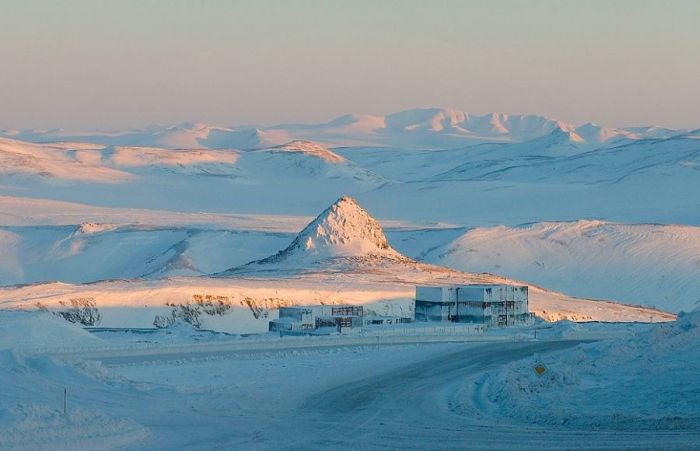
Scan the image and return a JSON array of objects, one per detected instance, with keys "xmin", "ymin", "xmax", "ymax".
[{"xmin": 274, "ymin": 340, "xmax": 700, "ymax": 450}]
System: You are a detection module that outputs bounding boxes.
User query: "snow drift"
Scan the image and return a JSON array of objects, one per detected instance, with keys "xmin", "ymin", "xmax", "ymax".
[
  {"xmin": 476, "ymin": 310, "xmax": 700, "ymax": 429},
  {"xmin": 0, "ymin": 310, "xmax": 104, "ymax": 351}
]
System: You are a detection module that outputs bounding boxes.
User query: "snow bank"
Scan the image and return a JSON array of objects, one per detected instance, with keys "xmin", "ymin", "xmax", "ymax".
[
  {"xmin": 0, "ymin": 404, "xmax": 149, "ymax": 451},
  {"xmin": 0, "ymin": 350, "xmax": 149, "ymax": 450},
  {"xmin": 477, "ymin": 311, "xmax": 700, "ymax": 429},
  {"xmin": 0, "ymin": 310, "xmax": 104, "ymax": 351}
]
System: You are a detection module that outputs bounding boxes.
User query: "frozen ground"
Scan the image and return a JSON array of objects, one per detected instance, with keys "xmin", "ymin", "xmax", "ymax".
[{"xmin": 1, "ymin": 311, "xmax": 698, "ymax": 450}]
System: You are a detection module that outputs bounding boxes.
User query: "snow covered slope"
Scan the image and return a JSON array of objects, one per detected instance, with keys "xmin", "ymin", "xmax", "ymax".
[
  {"xmin": 0, "ymin": 310, "xmax": 104, "ymax": 350},
  {"xmin": 0, "ymin": 266, "xmax": 673, "ymax": 334},
  {"xmin": 352, "ymin": 133, "xmax": 700, "ymax": 226},
  {"xmin": 0, "ymin": 137, "xmax": 130, "ymax": 182},
  {"xmin": 0, "ymin": 311, "xmax": 149, "ymax": 449},
  {"xmin": 413, "ymin": 221, "xmax": 700, "ymax": 313},
  {"xmin": 477, "ymin": 310, "xmax": 700, "ymax": 429},
  {"xmin": 0, "ymin": 224, "xmax": 292, "ymax": 284},
  {"xmin": 434, "ymin": 134, "xmax": 700, "ymax": 184},
  {"xmin": 0, "ymin": 137, "xmax": 240, "ymax": 181}
]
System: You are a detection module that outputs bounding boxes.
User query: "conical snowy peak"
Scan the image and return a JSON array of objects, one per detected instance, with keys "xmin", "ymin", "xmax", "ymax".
[
  {"xmin": 257, "ymin": 196, "xmax": 403, "ymax": 264},
  {"xmin": 288, "ymin": 195, "xmax": 391, "ymax": 255}
]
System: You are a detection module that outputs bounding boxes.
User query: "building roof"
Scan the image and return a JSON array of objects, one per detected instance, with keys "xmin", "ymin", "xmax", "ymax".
[{"xmin": 416, "ymin": 283, "xmax": 528, "ymax": 289}]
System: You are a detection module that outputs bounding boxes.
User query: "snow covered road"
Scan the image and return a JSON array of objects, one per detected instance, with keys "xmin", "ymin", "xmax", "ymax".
[
  {"xmin": 270, "ymin": 340, "xmax": 700, "ymax": 450},
  {"xmin": 98, "ymin": 339, "xmax": 700, "ymax": 450}
]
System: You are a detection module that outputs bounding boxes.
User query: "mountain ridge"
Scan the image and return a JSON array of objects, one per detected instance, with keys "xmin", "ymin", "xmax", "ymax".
[{"xmin": 3, "ymin": 107, "xmax": 688, "ymax": 150}]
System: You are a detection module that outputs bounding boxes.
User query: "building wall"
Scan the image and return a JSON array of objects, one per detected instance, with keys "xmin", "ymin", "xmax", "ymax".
[
  {"xmin": 271, "ymin": 305, "xmax": 364, "ymax": 334},
  {"xmin": 415, "ymin": 284, "xmax": 531, "ymax": 327},
  {"xmin": 415, "ymin": 300, "xmax": 452, "ymax": 322}
]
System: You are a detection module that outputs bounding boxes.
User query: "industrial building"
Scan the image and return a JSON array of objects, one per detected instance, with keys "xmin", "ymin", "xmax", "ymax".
[
  {"xmin": 415, "ymin": 284, "xmax": 533, "ymax": 327},
  {"xmin": 269, "ymin": 305, "xmax": 364, "ymax": 335}
]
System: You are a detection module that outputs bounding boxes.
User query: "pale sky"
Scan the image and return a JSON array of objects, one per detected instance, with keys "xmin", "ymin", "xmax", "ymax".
[{"xmin": 1, "ymin": 0, "xmax": 699, "ymax": 130}]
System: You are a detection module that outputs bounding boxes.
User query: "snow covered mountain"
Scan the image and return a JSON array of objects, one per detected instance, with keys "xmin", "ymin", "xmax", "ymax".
[
  {"xmin": 243, "ymin": 195, "xmax": 405, "ymax": 267},
  {"xmin": 260, "ymin": 109, "xmax": 684, "ymax": 148}
]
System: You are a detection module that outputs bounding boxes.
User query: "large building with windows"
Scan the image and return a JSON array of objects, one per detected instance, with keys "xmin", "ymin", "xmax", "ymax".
[{"xmin": 415, "ymin": 284, "xmax": 533, "ymax": 327}]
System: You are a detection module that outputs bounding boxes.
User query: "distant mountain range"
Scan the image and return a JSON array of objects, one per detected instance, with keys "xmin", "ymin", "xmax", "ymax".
[{"xmin": 1, "ymin": 108, "xmax": 689, "ymax": 150}]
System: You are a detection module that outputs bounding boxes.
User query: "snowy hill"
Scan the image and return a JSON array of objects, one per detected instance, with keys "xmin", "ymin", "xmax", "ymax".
[
  {"xmin": 264, "ymin": 108, "xmax": 684, "ymax": 148},
  {"xmin": 0, "ymin": 223, "xmax": 292, "ymax": 284},
  {"xmin": 0, "ymin": 137, "xmax": 130, "ymax": 182},
  {"xmin": 245, "ymin": 195, "xmax": 405, "ymax": 267},
  {"xmin": 434, "ymin": 134, "xmax": 700, "ymax": 184},
  {"xmin": 0, "ymin": 136, "xmax": 385, "ymax": 216},
  {"xmin": 2, "ymin": 122, "xmax": 247, "ymax": 150},
  {"xmin": 411, "ymin": 221, "xmax": 700, "ymax": 313},
  {"xmin": 0, "ymin": 137, "xmax": 240, "ymax": 181}
]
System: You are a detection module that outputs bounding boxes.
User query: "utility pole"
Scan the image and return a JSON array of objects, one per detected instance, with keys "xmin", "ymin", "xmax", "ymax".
[{"xmin": 63, "ymin": 388, "xmax": 67, "ymax": 415}]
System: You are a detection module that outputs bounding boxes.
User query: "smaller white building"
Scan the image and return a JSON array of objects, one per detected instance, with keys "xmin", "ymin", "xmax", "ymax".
[
  {"xmin": 269, "ymin": 305, "xmax": 363, "ymax": 335},
  {"xmin": 415, "ymin": 284, "xmax": 533, "ymax": 327}
]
